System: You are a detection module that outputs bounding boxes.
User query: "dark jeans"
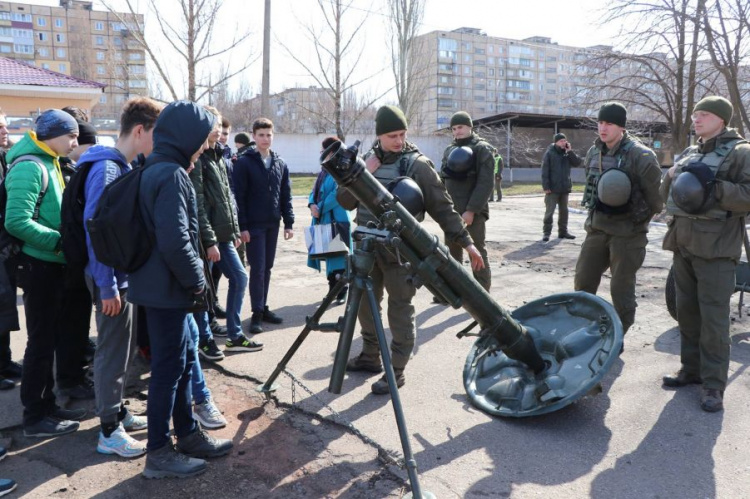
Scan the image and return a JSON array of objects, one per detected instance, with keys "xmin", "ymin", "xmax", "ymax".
[
  {"xmin": 0, "ymin": 330, "xmax": 10, "ymax": 368},
  {"xmin": 247, "ymin": 226, "xmax": 279, "ymax": 313},
  {"xmin": 56, "ymin": 282, "xmax": 92, "ymax": 388},
  {"xmin": 15, "ymin": 254, "xmax": 67, "ymax": 426},
  {"xmin": 144, "ymin": 306, "xmax": 197, "ymax": 452}
]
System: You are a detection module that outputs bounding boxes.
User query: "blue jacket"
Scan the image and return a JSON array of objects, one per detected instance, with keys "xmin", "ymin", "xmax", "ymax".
[
  {"xmin": 232, "ymin": 148, "xmax": 294, "ymax": 230},
  {"xmin": 79, "ymin": 145, "xmax": 131, "ymax": 300},
  {"xmin": 306, "ymin": 171, "xmax": 353, "ymax": 273},
  {"xmin": 127, "ymin": 101, "xmax": 214, "ymax": 309}
]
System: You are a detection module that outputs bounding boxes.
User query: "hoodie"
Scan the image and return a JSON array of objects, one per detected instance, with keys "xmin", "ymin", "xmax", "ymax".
[
  {"xmin": 127, "ymin": 101, "xmax": 214, "ymax": 309},
  {"xmin": 79, "ymin": 145, "xmax": 131, "ymax": 300}
]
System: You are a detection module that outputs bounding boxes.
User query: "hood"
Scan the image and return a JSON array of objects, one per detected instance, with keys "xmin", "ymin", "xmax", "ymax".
[
  {"xmin": 6, "ymin": 131, "xmax": 56, "ymax": 164},
  {"xmin": 148, "ymin": 101, "xmax": 215, "ymax": 167},
  {"xmin": 76, "ymin": 144, "xmax": 129, "ymax": 171}
]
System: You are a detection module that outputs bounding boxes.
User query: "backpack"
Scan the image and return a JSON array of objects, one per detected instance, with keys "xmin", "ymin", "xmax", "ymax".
[
  {"xmin": 85, "ymin": 165, "xmax": 153, "ymax": 273},
  {"xmin": 0, "ymin": 155, "xmax": 50, "ymax": 261},
  {"xmin": 59, "ymin": 161, "xmax": 96, "ymax": 267}
]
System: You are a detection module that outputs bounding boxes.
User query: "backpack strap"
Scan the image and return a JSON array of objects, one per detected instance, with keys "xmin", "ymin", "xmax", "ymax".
[{"xmin": 8, "ymin": 155, "xmax": 49, "ymax": 222}]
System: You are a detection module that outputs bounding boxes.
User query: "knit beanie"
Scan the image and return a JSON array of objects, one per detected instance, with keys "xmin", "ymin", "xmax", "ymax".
[
  {"xmin": 597, "ymin": 102, "xmax": 627, "ymax": 128},
  {"xmin": 694, "ymin": 96, "xmax": 733, "ymax": 125},
  {"xmin": 553, "ymin": 133, "xmax": 566, "ymax": 143},
  {"xmin": 76, "ymin": 120, "xmax": 98, "ymax": 145},
  {"xmin": 234, "ymin": 132, "xmax": 252, "ymax": 146},
  {"xmin": 375, "ymin": 105, "xmax": 408, "ymax": 135},
  {"xmin": 450, "ymin": 111, "xmax": 473, "ymax": 128},
  {"xmin": 35, "ymin": 109, "xmax": 79, "ymax": 140}
]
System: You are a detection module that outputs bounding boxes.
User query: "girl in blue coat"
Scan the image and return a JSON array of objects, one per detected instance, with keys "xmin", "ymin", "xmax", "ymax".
[{"xmin": 307, "ymin": 137, "xmax": 353, "ymax": 304}]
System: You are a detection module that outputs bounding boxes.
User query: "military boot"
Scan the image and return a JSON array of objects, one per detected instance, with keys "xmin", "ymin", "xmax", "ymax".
[
  {"xmin": 176, "ymin": 427, "xmax": 233, "ymax": 458},
  {"xmin": 345, "ymin": 352, "xmax": 383, "ymax": 374},
  {"xmin": 700, "ymin": 388, "xmax": 724, "ymax": 412},
  {"xmin": 371, "ymin": 368, "xmax": 405, "ymax": 395},
  {"xmin": 662, "ymin": 370, "xmax": 701, "ymax": 388},
  {"xmin": 142, "ymin": 443, "xmax": 207, "ymax": 479}
]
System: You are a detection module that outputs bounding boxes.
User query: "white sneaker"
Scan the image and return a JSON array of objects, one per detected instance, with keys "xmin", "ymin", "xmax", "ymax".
[
  {"xmin": 97, "ymin": 424, "xmax": 146, "ymax": 458},
  {"xmin": 122, "ymin": 411, "xmax": 148, "ymax": 431},
  {"xmin": 193, "ymin": 399, "xmax": 227, "ymax": 429}
]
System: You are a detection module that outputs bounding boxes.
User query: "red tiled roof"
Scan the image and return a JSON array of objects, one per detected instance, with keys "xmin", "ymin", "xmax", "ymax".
[{"xmin": 0, "ymin": 57, "xmax": 106, "ymax": 89}]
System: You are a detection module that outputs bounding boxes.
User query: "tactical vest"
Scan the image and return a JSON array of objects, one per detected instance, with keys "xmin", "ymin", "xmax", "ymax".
[
  {"xmin": 441, "ymin": 138, "xmax": 495, "ymax": 180},
  {"xmin": 666, "ymin": 138, "xmax": 746, "ymax": 220},
  {"xmin": 356, "ymin": 150, "xmax": 421, "ymax": 226},
  {"xmin": 581, "ymin": 141, "xmax": 635, "ymax": 212}
]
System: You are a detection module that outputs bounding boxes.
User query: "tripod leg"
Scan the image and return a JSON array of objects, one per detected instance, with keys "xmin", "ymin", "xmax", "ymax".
[
  {"xmin": 329, "ymin": 275, "xmax": 365, "ymax": 394},
  {"xmin": 363, "ymin": 281, "xmax": 430, "ymax": 499}
]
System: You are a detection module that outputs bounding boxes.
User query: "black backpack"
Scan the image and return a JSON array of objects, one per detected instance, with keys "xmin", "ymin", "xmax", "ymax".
[
  {"xmin": 0, "ymin": 155, "xmax": 49, "ymax": 261},
  {"xmin": 59, "ymin": 161, "xmax": 97, "ymax": 267},
  {"xmin": 85, "ymin": 165, "xmax": 153, "ymax": 273}
]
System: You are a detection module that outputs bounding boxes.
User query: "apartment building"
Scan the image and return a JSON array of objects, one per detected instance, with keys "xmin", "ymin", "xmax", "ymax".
[{"xmin": 0, "ymin": 0, "xmax": 146, "ymax": 120}]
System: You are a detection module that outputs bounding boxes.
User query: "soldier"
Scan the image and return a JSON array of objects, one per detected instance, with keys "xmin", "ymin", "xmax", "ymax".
[
  {"xmin": 660, "ymin": 96, "xmax": 750, "ymax": 412},
  {"xmin": 343, "ymin": 105, "xmax": 483, "ymax": 394},
  {"xmin": 491, "ymin": 152, "xmax": 504, "ymax": 202},
  {"xmin": 541, "ymin": 133, "xmax": 581, "ymax": 241},
  {"xmin": 439, "ymin": 111, "xmax": 495, "ymax": 291},
  {"xmin": 574, "ymin": 102, "xmax": 663, "ymax": 337}
]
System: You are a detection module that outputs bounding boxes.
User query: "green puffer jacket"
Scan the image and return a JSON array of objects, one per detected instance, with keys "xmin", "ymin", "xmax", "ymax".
[
  {"xmin": 190, "ymin": 145, "xmax": 241, "ymax": 247},
  {"xmin": 5, "ymin": 132, "xmax": 66, "ymax": 264}
]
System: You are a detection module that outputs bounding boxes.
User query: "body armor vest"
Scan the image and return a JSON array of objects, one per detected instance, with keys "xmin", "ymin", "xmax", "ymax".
[
  {"xmin": 666, "ymin": 138, "xmax": 746, "ymax": 220},
  {"xmin": 356, "ymin": 151, "xmax": 420, "ymax": 226},
  {"xmin": 581, "ymin": 141, "xmax": 634, "ymax": 212}
]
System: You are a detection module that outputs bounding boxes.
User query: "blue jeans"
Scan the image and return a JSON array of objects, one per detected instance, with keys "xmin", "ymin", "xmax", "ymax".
[
  {"xmin": 216, "ymin": 242, "xmax": 248, "ymax": 338},
  {"xmin": 186, "ymin": 314, "xmax": 210, "ymax": 405},
  {"xmin": 194, "ymin": 310, "xmax": 213, "ymax": 343},
  {"xmin": 144, "ymin": 307, "xmax": 197, "ymax": 452},
  {"xmin": 247, "ymin": 226, "xmax": 280, "ymax": 313}
]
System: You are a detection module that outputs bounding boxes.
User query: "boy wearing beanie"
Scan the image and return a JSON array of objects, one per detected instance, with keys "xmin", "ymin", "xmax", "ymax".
[
  {"xmin": 341, "ymin": 105, "xmax": 484, "ymax": 394},
  {"xmin": 659, "ymin": 96, "xmax": 750, "ymax": 412}
]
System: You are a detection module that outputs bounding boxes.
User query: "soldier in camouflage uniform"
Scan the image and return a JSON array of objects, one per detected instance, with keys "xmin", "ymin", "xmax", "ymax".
[
  {"xmin": 574, "ymin": 102, "xmax": 663, "ymax": 337},
  {"xmin": 341, "ymin": 105, "xmax": 484, "ymax": 395},
  {"xmin": 440, "ymin": 111, "xmax": 495, "ymax": 291},
  {"xmin": 660, "ymin": 96, "xmax": 750, "ymax": 412}
]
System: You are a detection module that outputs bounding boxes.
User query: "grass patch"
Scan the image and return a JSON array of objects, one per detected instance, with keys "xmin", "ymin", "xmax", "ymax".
[{"xmin": 291, "ymin": 175, "xmax": 317, "ymax": 197}]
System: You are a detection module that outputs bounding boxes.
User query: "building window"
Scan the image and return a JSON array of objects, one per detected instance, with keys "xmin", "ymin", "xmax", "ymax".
[
  {"xmin": 13, "ymin": 44, "xmax": 33, "ymax": 54},
  {"xmin": 438, "ymin": 86, "xmax": 454, "ymax": 95},
  {"xmin": 0, "ymin": 45, "xmax": 11, "ymax": 54},
  {"xmin": 38, "ymin": 32, "xmax": 47, "ymax": 41},
  {"xmin": 0, "ymin": 12, "xmax": 10, "ymax": 21},
  {"xmin": 462, "ymin": 42, "xmax": 471, "ymax": 51},
  {"xmin": 489, "ymin": 68, "xmax": 495, "ymax": 76},
  {"xmin": 95, "ymin": 36, "xmax": 104, "ymax": 45},
  {"xmin": 463, "ymin": 66, "xmax": 471, "ymax": 75},
  {"xmin": 99, "ymin": 94, "xmax": 107, "ymax": 104},
  {"xmin": 37, "ymin": 17, "xmax": 46, "ymax": 27},
  {"xmin": 130, "ymin": 64, "xmax": 145, "ymax": 74},
  {"xmin": 38, "ymin": 47, "xmax": 49, "ymax": 57},
  {"xmin": 13, "ymin": 29, "xmax": 32, "ymax": 38},
  {"xmin": 128, "ymin": 52, "xmax": 143, "ymax": 61},
  {"xmin": 438, "ymin": 99, "xmax": 455, "ymax": 108},
  {"xmin": 0, "ymin": 27, "xmax": 9, "ymax": 36},
  {"xmin": 95, "ymin": 21, "xmax": 104, "ymax": 31},
  {"xmin": 129, "ymin": 80, "xmax": 146, "ymax": 88},
  {"xmin": 96, "ymin": 51, "xmax": 105, "ymax": 60},
  {"xmin": 97, "ymin": 65, "xmax": 105, "ymax": 75},
  {"xmin": 56, "ymin": 48, "xmax": 66, "ymax": 58},
  {"xmin": 56, "ymin": 33, "xmax": 64, "ymax": 43},
  {"xmin": 438, "ymin": 38, "xmax": 457, "ymax": 59},
  {"xmin": 58, "ymin": 63, "xmax": 66, "ymax": 72},
  {"xmin": 41, "ymin": 63, "xmax": 50, "ymax": 69},
  {"xmin": 475, "ymin": 47, "xmax": 485, "ymax": 55},
  {"xmin": 113, "ymin": 37, "xmax": 122, "ymax": 46},
  {"xmin": 11, "ymin": 13, "xmax": 32, "ymax": 22},
  {"xmin": 55, "ymin": 18, "xmax": 63, "ymax": 28}
]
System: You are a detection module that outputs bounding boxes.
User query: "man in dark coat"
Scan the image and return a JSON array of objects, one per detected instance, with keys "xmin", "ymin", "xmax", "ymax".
[{"xmin": 541, "ymin": 132, "xmax": 582, "ymax": 241}]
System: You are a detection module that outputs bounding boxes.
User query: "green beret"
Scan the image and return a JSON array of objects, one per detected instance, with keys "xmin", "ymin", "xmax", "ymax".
[
  {"xmin": 597, "ymin": 102, "xmax": 627, "ymax": 128},
  {"xmin": 450, "ymin": 111, "xmax": 473, "ymax": 128},
  {"xmin": 694, "ymin": 96, "xmax": 733, "ymax": 125},
  {"xmin": 375, "ymin": 105, "xmax": 408, "ymax": 135}
]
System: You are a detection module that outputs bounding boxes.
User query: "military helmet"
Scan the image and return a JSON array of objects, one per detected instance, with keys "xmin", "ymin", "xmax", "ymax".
[
  {"xmin": 596, "ymin": 168, "xmax": 631, "ymax": 208},
  {"xmin": 672, "ymin": 170, "xmax": 707, "ymax": 214},
  {"xmin": 387, "ymin": 176, "xmax": 425, "ymax": 219},
  {"xmin": 447, "ymin": 146, "xmax": 474, "ymax": 173}
]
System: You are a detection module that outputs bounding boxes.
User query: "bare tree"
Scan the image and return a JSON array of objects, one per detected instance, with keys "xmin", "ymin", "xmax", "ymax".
[
  {"xmin": 386, "ymin": 0, "xmax": 429, "ymax": 132},
  {"xmin": 102, "ymin": 0, "xmax": 256, "ymax": 102},
  {"xmin": 280, "ymin": 0, "xmax": 390, "ymax": 141},
  {"xmin": 475, "ymin": 124, "xmax": 546, "ymax": 168}
]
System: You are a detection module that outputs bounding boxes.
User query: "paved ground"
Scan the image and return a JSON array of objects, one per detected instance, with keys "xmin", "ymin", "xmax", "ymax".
[{"xmin": 1, "ymin": 194, "xmax": 749, "ymax": 498}]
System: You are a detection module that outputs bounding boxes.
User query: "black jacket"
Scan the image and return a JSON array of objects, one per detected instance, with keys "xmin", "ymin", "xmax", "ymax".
[
  {"xmin": 541, "ymin": 144, "xmax": 582, "ymax": 193},
  {"xmin": 232, "ymin": 147, "xmax": 294, "ymax": 231}
]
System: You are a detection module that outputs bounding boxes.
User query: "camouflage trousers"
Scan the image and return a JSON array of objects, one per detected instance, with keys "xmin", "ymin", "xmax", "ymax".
[
  {"xmin": 447, "ymin": 214, "xmax": 491, "ymax": 291},
  {"xmin": 357, "ymin": 250, "xmax": 417, "ymax": 370},
  {"xmin": 574, "ymin": 229, "xmax": 647, "ymax": 333},
  {"xmin": 673, "ymin": 250, "xmax": 734, "ymax": 390}
]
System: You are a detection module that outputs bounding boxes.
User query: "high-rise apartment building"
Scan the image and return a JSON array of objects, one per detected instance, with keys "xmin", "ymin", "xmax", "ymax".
[
  {"xmin": 413, "ymin": 28, "xmax": 615, "ymax": 131},
  {"xmin": 0, "ymin": 0, "xmax": 146, "ymax": 120}
]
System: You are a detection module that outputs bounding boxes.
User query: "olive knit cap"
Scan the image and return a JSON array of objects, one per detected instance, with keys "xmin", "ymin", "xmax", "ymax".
[
  {"xmin": 234, "ymin": 132, "xmax": 252, "ymax": 146},
  {"xmin": 597, "ymin": 102, "xmax": 627, "ymax": 128},
  {"xmin": 553, "ymin": 133, "xmax": 566, "ymax": 143},
  {"xmin": 694, "ymin": 96, "xmax": 733, "ymax": 125},
  {"xmin": 375, "ymin": 105, "xmax": 408, "ymax": 135},
  {"xmin": 450, "ymin": 111, "xmax": 473, "ymax": 128}
]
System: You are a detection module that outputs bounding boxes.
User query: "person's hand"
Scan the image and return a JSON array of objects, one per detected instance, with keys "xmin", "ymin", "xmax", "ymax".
[
  {"xmin": 206, "ymin": 245, "xmax": 221, "ymax": 262},
  {"xmin": 234, "ymin": 237, "xmax": 242, "ymax": 248},
  {"xmin": 462, "ymin": 211, "xmax": 475, "ymax": 226},
  {"xmin": 284, "ymin": 228, "xmax": 294, "ymax": 240},
  {"xmin": 466, "ymin": 244, "xmax": 485, "ymax": 271},
  {"xmin": 102, "ymin": 295, "xmax": 122, "ymax": 317},
  {"xmin": 241, "ymin": 230, "xmax": 251, "ymax": 243},
  {"xmin": 365, "ymin": 155, "xmax": 381, "ymax": 173},
  {"xmin": 544, "ymin": 189, "xmax": 552, "ymax": 194},
  {"xmin": 667, "ymin": 165, "xmax": 678, "ymax": 179},
  {"xmin": 310, "ymin": 204, "xmax": 320, "ymax": 218}
]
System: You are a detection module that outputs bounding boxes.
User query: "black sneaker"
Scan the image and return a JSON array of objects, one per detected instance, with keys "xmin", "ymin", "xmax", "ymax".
[
  {"xmin": 59, "ymin": 380, "xmax": 95, "ymax": 400},
  {"xmin": 225, "ymin": 335, "xmax": 263, "ymax": 352},
  {"xmin": 542, "ymin": 235, "xmax": 550, "ymax": 242},
  {"xmin": 24, "ymin": 416, "xmax": 79, "ymax": 438},
  {"xmin": 176, "ymin": 427, "xmax": 233, "ymax": 458},
  {"xmin": 248, "ymin": 312, "xmax": 263, "ymax": 334},
  {"xmin": 0, "ymin": 377, "xmax": 13, "ymax": 391},
  {"xmin": 0, "ymin": 360, "xmax": 22, "ymax": 378},
  {"xmin": 210, "ymin": 319, "xmax": 228, "ymax": 337},
  {"xmin": 262, "ymin": 306, "xmax": 283, "ymax": 324},
  {"xmin": 558, "ymin": 232, "xmax": 576, "ymax": 240},
  {"xmin": 213, "ymin": 303, "xmax": 227, "ymax": 319},
  {"xmin": 142, "ymin": 443, "xmax": 206, "ymax": 479},
  {"xmin": 198, "ymin": 338, "xmax": 225, "ymax": 362}
]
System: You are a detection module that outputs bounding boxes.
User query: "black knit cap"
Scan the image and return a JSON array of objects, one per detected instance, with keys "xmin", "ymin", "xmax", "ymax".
[
  {"xmin": 597, "ymin": 102, "xmax": 627, "ymax": 127},
  {"xmin": 76, "ymin": 120, "xmax": 98, "ymax": 146},
  {"xmin": 553, "ymin": 133, "xmax": 566, "ymax": 142},
  {"xmin": 234, "ymin": 132, "xmax": 251, "ymax": 146},
  {"xmin": 375, "ymin": 105, "xmax": 408, "ymax": 135},
  {"xmin": 450, "ymin": 111, "xmax": 473, "ymax": 128}
]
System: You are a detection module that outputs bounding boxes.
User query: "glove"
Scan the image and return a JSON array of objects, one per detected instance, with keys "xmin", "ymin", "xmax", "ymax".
[{"xmin": 682, "ymin": 162, "xmax": 715, "ymax": 191}]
